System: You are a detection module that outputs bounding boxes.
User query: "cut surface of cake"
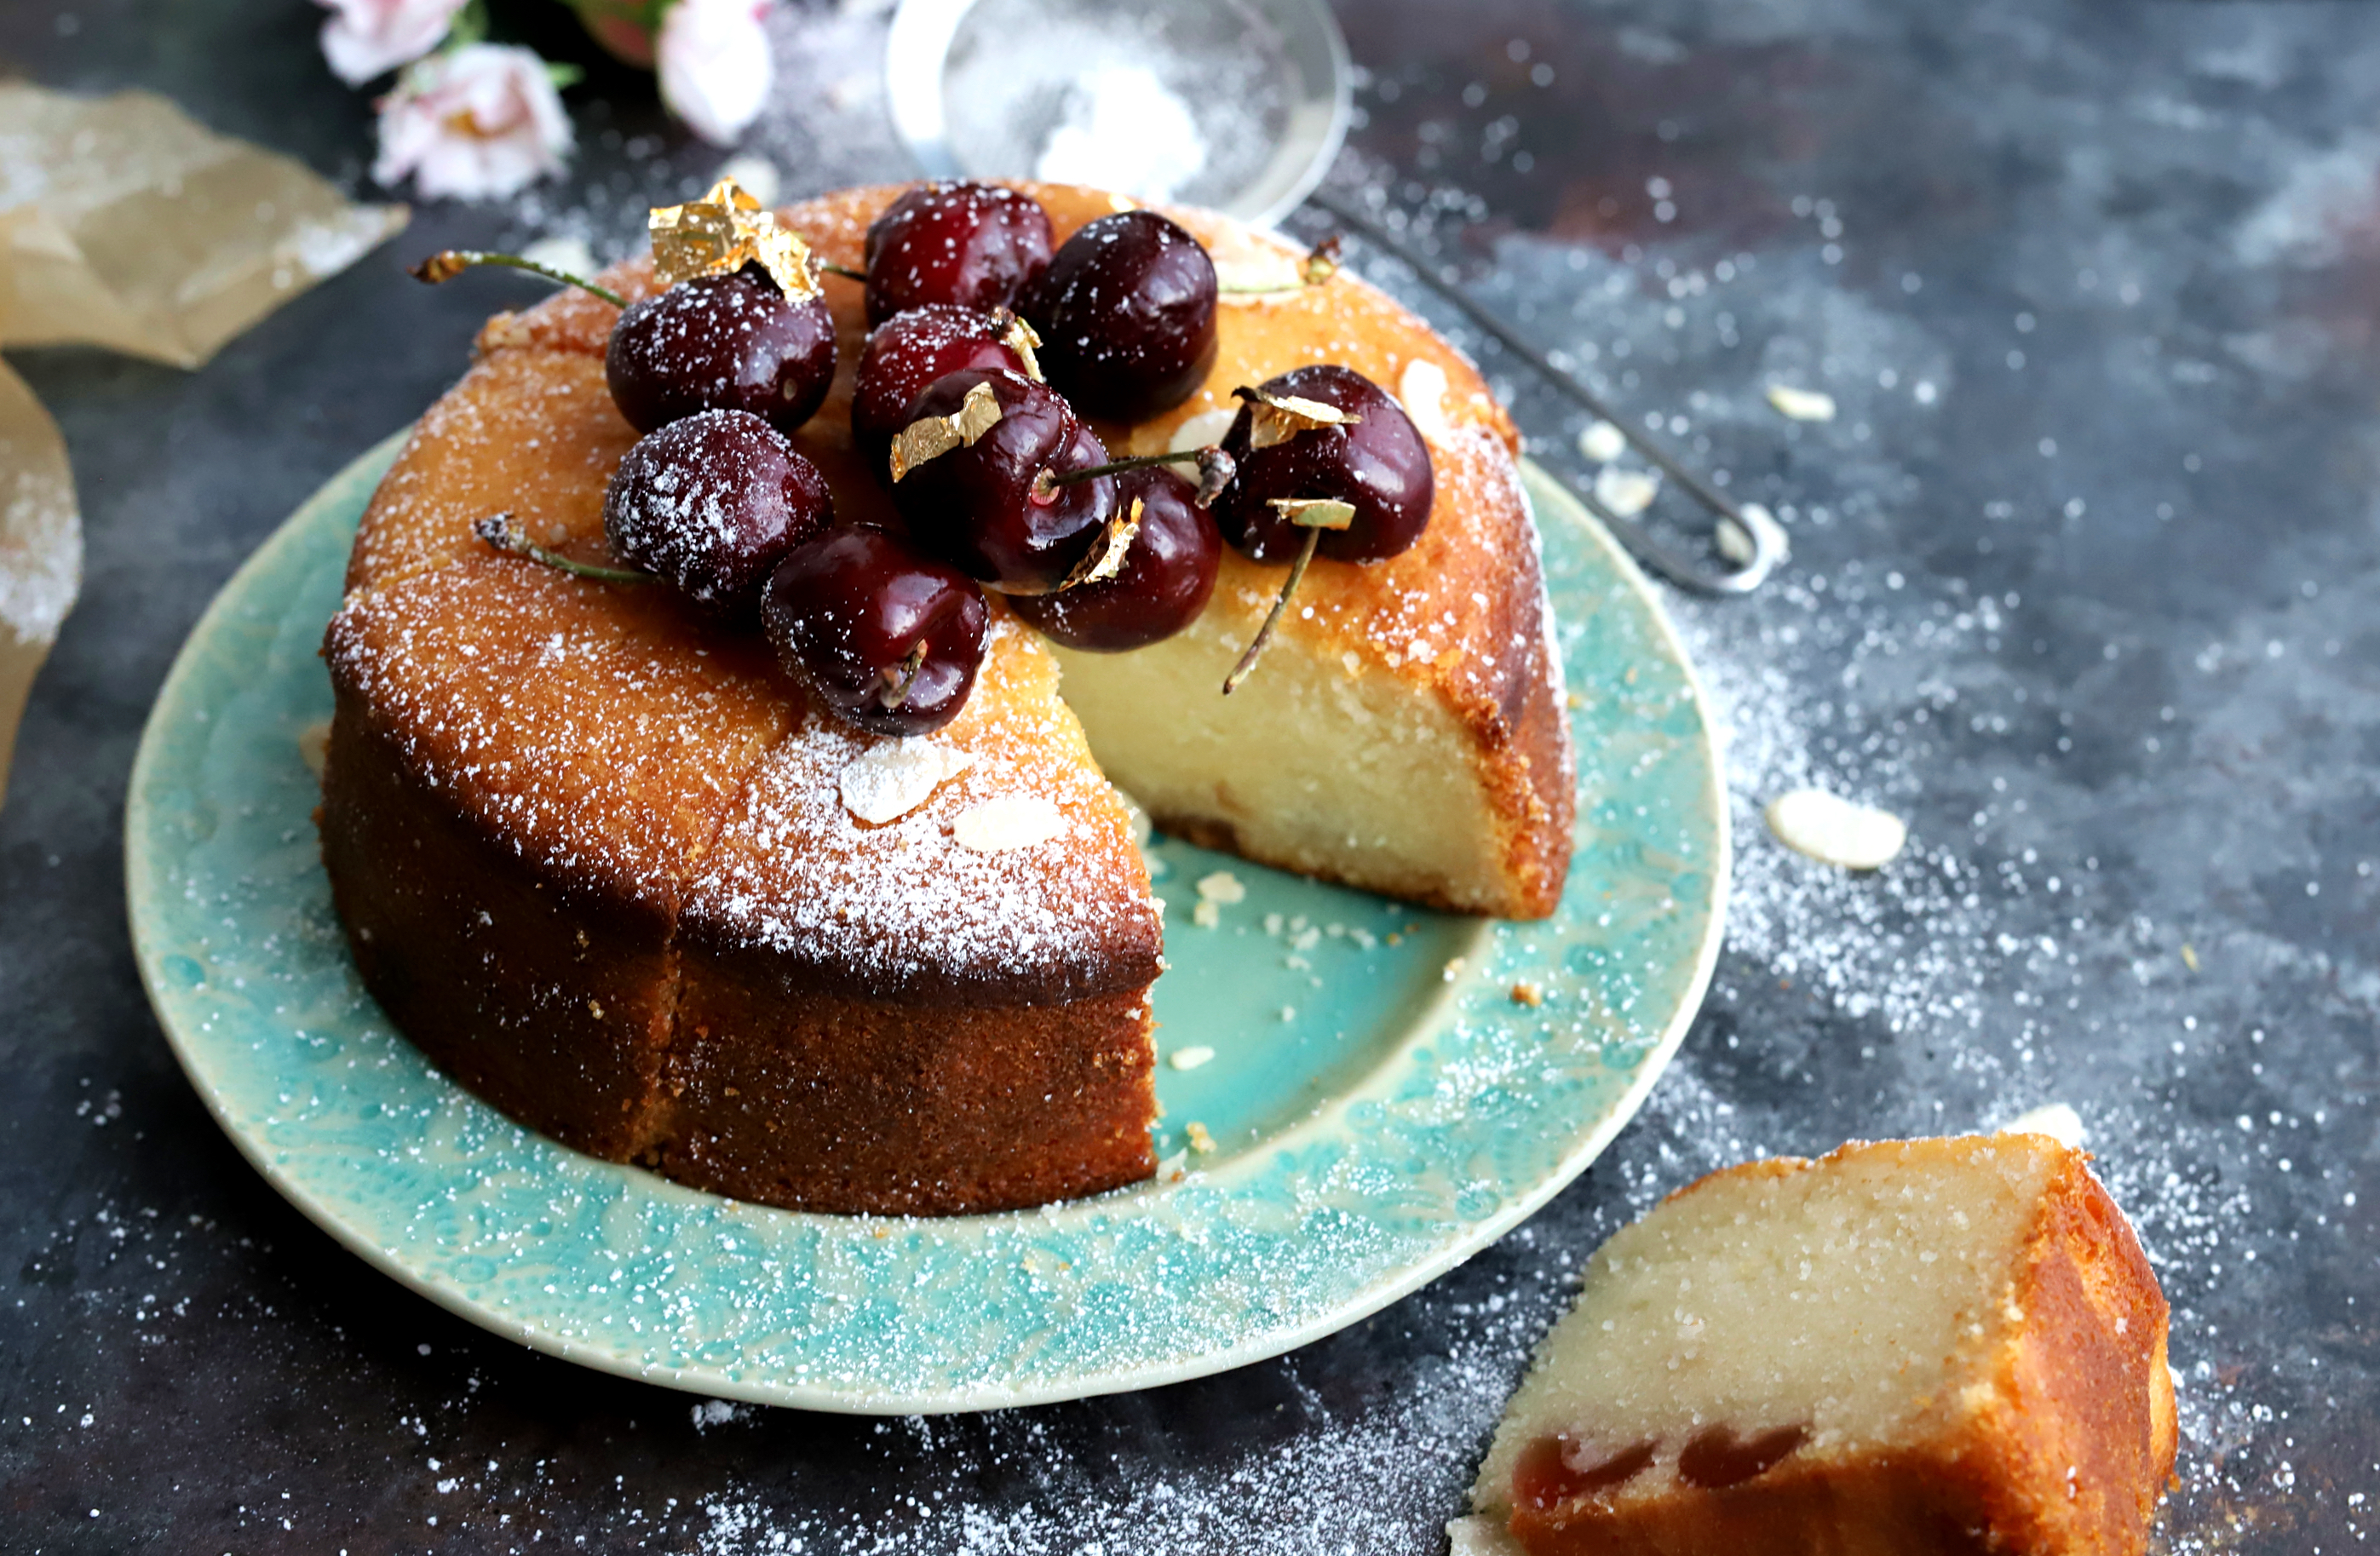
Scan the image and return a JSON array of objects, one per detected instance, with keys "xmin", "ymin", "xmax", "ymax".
[
  {"xmin": 318, "ymin": 180, "xmax": 1575, "ymax": 1215},
  {"xmin": 1463, "ymin": 1134, "xmax": 2175, "ymax": 1556}
]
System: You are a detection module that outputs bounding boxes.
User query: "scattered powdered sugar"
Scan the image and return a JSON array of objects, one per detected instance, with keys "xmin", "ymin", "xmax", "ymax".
[
  {"xmin": 684, "ymin": 646, "xmax": 1157, "ymax": 996},
  {"xmin": 1032, "ymin": 63, "xmax": 1209, "ymax": 204},
  {"xmin": 1999, "ymin": 1101, "xmax": 2087, "ymax": 1149}
]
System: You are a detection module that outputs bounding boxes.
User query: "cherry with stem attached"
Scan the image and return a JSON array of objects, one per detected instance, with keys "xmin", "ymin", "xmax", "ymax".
[
  {"xmin": 1210, "ymin": 364, "xmax": 1435, "ymax": 693},
  {"xmin": 762, "ymin": 525, "xmax": 991, "ymax": 737}
]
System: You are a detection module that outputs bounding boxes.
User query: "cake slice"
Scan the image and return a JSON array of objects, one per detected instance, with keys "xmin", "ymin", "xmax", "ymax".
[
  {"xmin": 664, "ymin": 615, "xmax": 1164, "ymax": 1215},
  {"xmin": 1463, "ymin": 1135, "xmax": 2176, "ymax": 1556}
]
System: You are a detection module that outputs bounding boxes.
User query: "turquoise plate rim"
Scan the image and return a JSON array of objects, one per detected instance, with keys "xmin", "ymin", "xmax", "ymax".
[{"xmin": 125, "ymin": 435, "xmax": 1728, "ymax": 1414}]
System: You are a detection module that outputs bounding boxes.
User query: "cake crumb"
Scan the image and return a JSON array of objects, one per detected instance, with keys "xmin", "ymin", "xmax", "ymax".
[
  {"xmin": 2181, "ymin": 943, "xmax": 2200, "ymax": 971},
  {"xmin": 1185, "ymin": 1121, "xmax": 1216, "ymax": 1153},
  {"xmin": 296, "ymin": 717, "xmax": 331, "ymax": 778},
  {"xmin": 1169, "ymin": 1046, "xmax": 1216, "ymax": 1071},
  {"xmin": 1279, "ymin": 1005, "xmax": 1296, "ymax": 1022},
  {"xmin": 1509, "ymin": 981, "xmax": 1544, "ymax": 1007},
  {"xmin": 1444, "ymin": 956, "xmax": 1467, "ymax": 982},
  {"xmin": 1196, "ymin": 870, "xmax": 1246, "ymax": 904},
  {"xmin": 1193, "ymin": 900, "xmax": 1221, "ymax": 928}
]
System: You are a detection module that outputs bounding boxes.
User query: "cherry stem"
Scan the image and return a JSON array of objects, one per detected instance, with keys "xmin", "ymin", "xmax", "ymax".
[
  {"xmin": 1222, "ymin": 525, "xmax": 1320, "ymax": 695},
  {"xmin": 878, "ymin": 641, "xmax": 928, "ymax": 708},
  {"xmin": 1038, "ymin": 445, "xmax": 1237, "ymax": 507},
  {"xmin": 473, "ymin": 514, "xmax": 648, "ymax": 583},
  {"xmin": 411, "ymin": 250, "xmax": 626, "ymax": 308},
  {"xmin": 819, "ymin": 261, "xmax": 868, "ymax": 282}
]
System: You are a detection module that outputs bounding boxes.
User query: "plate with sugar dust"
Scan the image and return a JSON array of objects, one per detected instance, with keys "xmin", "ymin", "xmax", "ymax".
[{"xmin": 126, "ymin": 433, "xmax": 1726, "ymax": 1412}]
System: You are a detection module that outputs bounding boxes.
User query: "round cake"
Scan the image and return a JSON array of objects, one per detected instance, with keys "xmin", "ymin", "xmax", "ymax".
[{"xmin": 319, "ymin": 181, "xmax": 1576, "ymax": 1216}]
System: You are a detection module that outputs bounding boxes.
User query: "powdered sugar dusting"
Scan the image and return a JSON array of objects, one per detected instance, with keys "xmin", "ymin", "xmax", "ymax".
[{"xmin": 685, "ymin": 623, "xmax": 1159, "ymax": 998}]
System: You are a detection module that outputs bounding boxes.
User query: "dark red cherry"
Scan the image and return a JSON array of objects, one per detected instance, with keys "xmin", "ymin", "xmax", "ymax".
[
  {"xmin": 863, "ymin": 181, "xmax": 1054, "ymax": 327},
  {"xmin": 1212, "ymin": 364, "xmax": 1435, "ymax": 565},
  {"xmin": 1022, "ymin": 210, "xmax": 1217, "ymax": 422},
  {"xmin": 601, "ymin": 409, "xmax": 832, "ymax": 618},
  {"xmin": 889, "ymin": 368, "xmax": 1118, "ymax": 594},
  {"xmin": 762, "ymin": 525, "xmax": 989, "ymax": 737},
  {"xmin": 851, "ymin": 305, "xmax": 1034, "ymax": 482},
  {"xmin": 1009, "ymin": 465, "xmax": 1219, "ymax": 651},
  {"xmin": 606, "ymin": 268, "xmax": 837, "ymax": 436}
]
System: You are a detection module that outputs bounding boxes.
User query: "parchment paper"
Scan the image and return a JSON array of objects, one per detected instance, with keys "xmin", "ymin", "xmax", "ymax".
[{"xmin": 0, "ymin": 83, "xmax": 407, "ymax": 805}]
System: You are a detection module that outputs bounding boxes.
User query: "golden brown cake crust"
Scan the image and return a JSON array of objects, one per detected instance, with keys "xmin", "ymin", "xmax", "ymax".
[{"xmin": 1506, "ymin": 1139, "xmax": 2177, "ymax": 1556}]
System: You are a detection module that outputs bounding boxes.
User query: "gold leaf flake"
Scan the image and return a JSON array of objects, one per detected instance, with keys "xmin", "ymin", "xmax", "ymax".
[
  {"xmin": 648, "ymin": 175, "xmax": 820, "ymax": 301},
  {"xmin": 1270, "ymin": 497, "xmax": 1356, "ymax": 530},
  {"xmin": 1060, "ymin": 497, "xmax": 1142, "ymax": 591},
  {"xmin": 1234, "ymin": 386, "xmax": 1360, "ymax": 450},
  {"xmin": 888, "ymin": 379, "xmax": 1005, "ymax": 482},
  {"xmin": 995, "ymin": 309, "xmax": 1043, "ymax": 381}
]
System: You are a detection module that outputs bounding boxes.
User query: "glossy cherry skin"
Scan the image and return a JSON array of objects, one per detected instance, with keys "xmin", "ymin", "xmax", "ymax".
[
  {"xmin": 851, "ymin": 305, "xmax": 1034, "ymax": 482},
  {"xmin": 1211, "ymin": 364, "xmax": 1435, "ymax": 565},
  {"xmin": 602, "ymin": 409, "xmax": 833, "ymax": 619},
  {"xmin": 863, "ymin": 181, "xmax": 1054, "ymax": 326},
  {"xmin": 606, "ymin": 268, "xmax": 837, "ymax": 436},
  {"xmin": 890, "ymin": 368, "xmax": 1118, "ymax": 594},
  {"xmin": 1010, "ymin": 465, "xmax": 1219, "ymax": 650},
  {"xmin": 761, "ymin": 525, "xmax": 990, "ymax": 737},
  {"xmin": 1021, "ymin": 210, "xmax": 1217, "ymax": 422}
]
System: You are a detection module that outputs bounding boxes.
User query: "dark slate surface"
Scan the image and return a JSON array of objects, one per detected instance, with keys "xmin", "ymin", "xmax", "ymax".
[{"xmin": 3, "ymin": 1, "xmax": 2374, "ymax": 1550}]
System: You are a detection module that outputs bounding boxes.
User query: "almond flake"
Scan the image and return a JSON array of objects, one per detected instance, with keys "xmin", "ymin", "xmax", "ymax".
[
  {"xmin": 1166, "ymin": 406, "xmax": 1238, "ymax": 455},
  {"xmin": 837, "ymin": 738, "xmax": 972, "ymax": 825},
  {"xmin": 1765, "ymin": 788, "xmax": 1908, "ymax": 870},
  {"xmin": 1578, "ymin": 419, "xmax": 1628, "ymax": 462},
  {"xmin": 1593, "ymin": 466, "xmax": 1660, "ymax": 518},
  {"xmin": 1766, "ymin": 382, "xmax": 1837, "ymax": 422},
  {"xmin": 950, "ymin": 793, "xmax": 1066, "ymax": 853},
  {"xmin": 1398, "ymin": 358, "xmax": 1453, "ymax": 443}
]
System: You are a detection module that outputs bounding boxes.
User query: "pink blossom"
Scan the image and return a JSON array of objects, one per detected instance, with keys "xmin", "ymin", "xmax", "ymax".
[
  {"xmin": 316, "ymin": 0, "xmax": 469, "ymax": 86},
  {"xmin": 372, "ymin": 45, "xmax": 574, "ymax": 202},
  {"xmin": 657, "ymin": 0, "xmax": 776, "ymax": 145}
]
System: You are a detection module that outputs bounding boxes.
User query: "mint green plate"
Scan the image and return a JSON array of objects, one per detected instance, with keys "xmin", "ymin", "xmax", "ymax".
[{"xmin": 126, "ymin": 433, "xmax": 1726, "ymax": 1414}]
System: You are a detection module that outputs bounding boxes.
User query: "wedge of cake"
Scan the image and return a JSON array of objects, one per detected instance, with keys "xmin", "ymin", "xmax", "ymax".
[{"xmin": 1459, "ymin": 1135, "xmax": 2176, "ymax": 1555}]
